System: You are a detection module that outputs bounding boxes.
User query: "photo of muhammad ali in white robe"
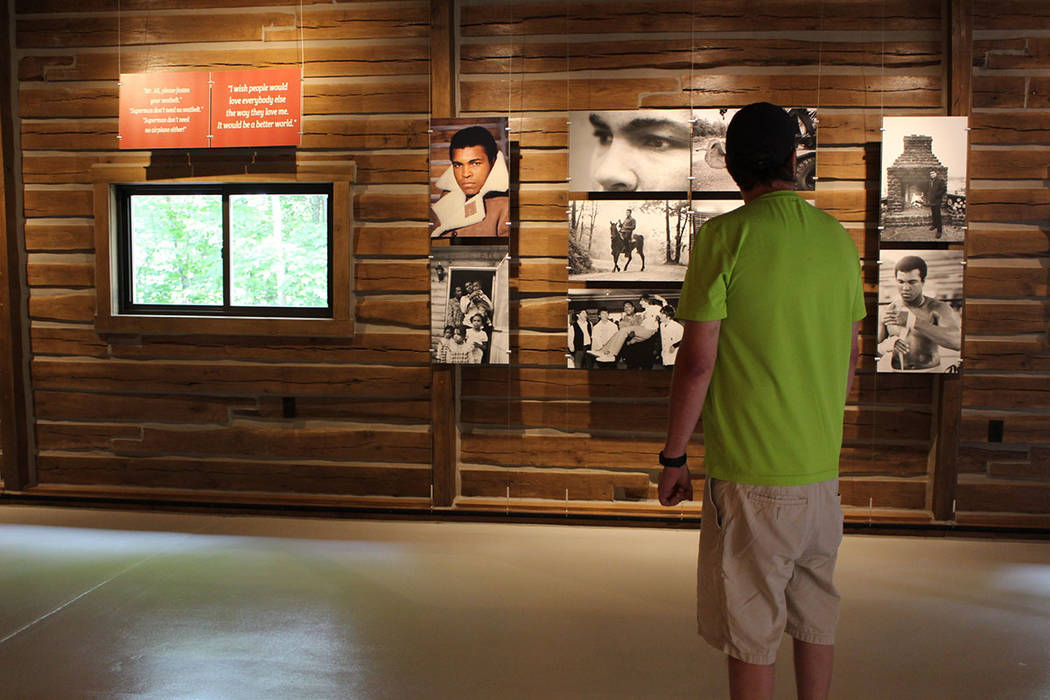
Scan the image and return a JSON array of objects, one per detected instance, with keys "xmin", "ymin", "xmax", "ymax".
[{"xmin": 430, "ymin": 119, "xmax": 511, "ymax": 240}]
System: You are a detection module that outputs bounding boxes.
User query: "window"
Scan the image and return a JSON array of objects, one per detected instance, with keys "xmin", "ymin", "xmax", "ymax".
[
  {"xmin": 116, "ymin": 183, "xmax": 333, "ymax": 318},
  {"xmin": 93, "ymin": 168, "xmax": 354, "ymax": 337}
]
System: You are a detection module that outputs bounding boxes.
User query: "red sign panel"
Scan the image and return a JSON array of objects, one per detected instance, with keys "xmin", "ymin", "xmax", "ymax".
[
  {"xmin": 119, "ymin": 71, "xmax": 210, "ymax": 149},
  {"xmin": 118, "ymin": 68, "xmax": 302, "ymax": 150},
  {"xmin": 211, "ymin": 68, "xmax": 302, "ymax": 148}
]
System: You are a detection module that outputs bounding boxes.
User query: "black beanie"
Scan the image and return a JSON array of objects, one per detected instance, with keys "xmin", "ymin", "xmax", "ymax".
[{"xmin": 725, "ymin": 102, "xmax": 797, "ymax": 171}]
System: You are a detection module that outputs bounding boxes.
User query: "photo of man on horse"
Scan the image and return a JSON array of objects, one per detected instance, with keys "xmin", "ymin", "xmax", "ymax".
[{"xmin": 611, "ymin": 208, "xmax": 645, "ymax": 272}]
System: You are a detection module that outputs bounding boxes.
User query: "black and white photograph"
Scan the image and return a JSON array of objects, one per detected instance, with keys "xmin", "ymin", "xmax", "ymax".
[
  {"xmin": 567, "ymin": 289, "xmax": 684, "ymax": 370},
  {"xmin": 568, "ymin": 199, "xmax": 696, "ymax": 282},
  {"xmin": 880, "ymin": 116, "xmax": 968, "ymax": 242},
  {"xmin": 430, "ymin": 117, "xmax": 511, "ymax": 240},
  {"xmin": 690, "ymin": 107, "xmax": 818, "ymax": 193},
  {"xmin": 569, "ymin": 109, "xmax": 692, "ymax": 193},
  {"xmin": 430, "ymin": 246, "xmax": 509, "ymax": 365},
  {"xmin": 877, "ymin": 249, "xmax": 963, "ymax": 374}
]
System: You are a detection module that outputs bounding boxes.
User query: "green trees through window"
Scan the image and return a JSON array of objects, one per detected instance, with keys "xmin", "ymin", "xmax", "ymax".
[{"xmin": 120, "ymin": 184, "xmax": 332, "ymax": 316}]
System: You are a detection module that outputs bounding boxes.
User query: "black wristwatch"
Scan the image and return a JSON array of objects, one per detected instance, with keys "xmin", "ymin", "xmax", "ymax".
[{"xmin": 659, "ymin": 451, "xmax": 687, "ymax": 468}]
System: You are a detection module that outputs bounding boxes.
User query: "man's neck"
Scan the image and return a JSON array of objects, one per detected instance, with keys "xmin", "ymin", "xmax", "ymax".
[{"xmin": 741, "ymin": 180, "xmax": 794, "ymax": 204}]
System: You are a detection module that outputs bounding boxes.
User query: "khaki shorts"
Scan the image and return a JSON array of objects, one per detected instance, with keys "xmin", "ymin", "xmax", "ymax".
[{"xmin": 698, "ymin": 477, "xmax": 843, "ymax": 665}]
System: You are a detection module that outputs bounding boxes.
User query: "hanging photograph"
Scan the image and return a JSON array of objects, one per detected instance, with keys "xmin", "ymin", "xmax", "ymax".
[
  {"xmin": 430, "ymin": 117, "xmax": 511, "ymax": 240},
  {"xmin": 691, "ymin": 107, "xmax": 818, "ymax": 193},
  {"xmin": 567, "ymin": 289, "xmax": 684, "ymax": 370},
  {"xmin": 430, "ymin": 246, "xmax": 510, "ymax": 365},
  {"xmin": 569, "ymin": 109, "xmax": 693, "ymax": 193},
  {"xmin": 876, "ymin": 249, "xmax": 963, "ymax": 374},
  {"xmin": 568, "ymin": 199, "xmax": 694, "ymax": 282},
  {"xmin": 879, "ymin": 116, "xmax": 968, "ymax": 242}
]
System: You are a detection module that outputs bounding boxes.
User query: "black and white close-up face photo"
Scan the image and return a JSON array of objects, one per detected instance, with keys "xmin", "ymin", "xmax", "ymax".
[{"xmin": 570, "ymin": 109, "xmax": 693, "ymax": 192}]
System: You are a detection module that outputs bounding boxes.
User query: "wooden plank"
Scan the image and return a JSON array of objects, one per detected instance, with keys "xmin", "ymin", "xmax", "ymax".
[
  {"xmin": 30, "ymin": 323, "xmax": 430, "ymax": 364},
  {"xmin": 460, "ymin": 466, "xmax": 651, "ymax": 501},
  {"xmin": 513, "ymin": 116, "xmax": 568, "ymax": 149},
  {"xmin": 966, "ymin": 228, "xmax": 1050, "ymax": 257},
  {"xmin": 21, "ymin": 118, "xmax": 116, "ymax": 150},
  {"xmin": 106, "ymin": 422, "xmax": 431, "ymax": 463},
  {"xmin": 961, "ymin": 409, "xmax": 1050, "ymax": 443},
  {"xmin": 304, "ymin": 79, "xmax": 429, "ymax": 115},
  {"xmin": 17, "ymin": 0, "xmax": 331, "ymax": 11},
  {"xmin": 969, "ymin": 148, "xmax": 1050, "ymax": 180},
  {"xmin": 36, "ymin": 453, "xmax": 432, "ymax": 497},
  {"xmin": 515, "ymin": 260, "xmax": 568, "ymax": 293},
  {"xmin": 301, "ymin": 118, "xmax": 429, "ymax": 150},
  {"xmin": 267, "ymin": 4, "xmax": 430, "ymax": 41},
  {"xmin": 28, "ymin": 289, "xmax": 95, "ymax": 322},
  {"xmin": 18, "ymin": 44, "xmax": 429, "ymax": 81},
  {"xmin": 356, "ymin": 191, "xmax": 429, "ymax": 221},
  {"xmin": 34, "ymin": 391, "xmax": 255, "ymax": 424},
  {"xmin": 31, "ymin": 357, "xmax": 432, "ymax": 397},
  {"xmin": 932, "ymin": 374, "xmax": 962, "ymax": 521},
  {"xmin": 24, "ymin": 220, "xmax": 95, "ymax": 252},
  {"xmin": 36, "ymin": 421, "xmax": 143, "ymax": 451},
  {"xmin": 518, "ymin": 225, "xmax": 568, "ymax": 257},
  {"xmin": 461, "ymin": 74, "xmax": 942, "ymax": 112},
  {"xmin": 962, "ymin": 374, "xmax": 1050, "ymax": 409},
  {"xmin": 963, "ymin": 336, "xmax": 1050, "ymax": 372},
  {"xmin": 838, "ymin": 477, "xmax": 928, "ymax": 510},
  {"xmin": 0, "ymin": 0, "xmax": 31, "ymax": 489},
  {"xmin": 958, "ymin": 444, "xmax": 1031, "ymax": 474},
  {"xmin": 966, "ymin": 113, "xmax": 1050, "ymax": 145},
  {"xmin": 431, "ymin": 365, "xmax": 455, "ymax": 507},
  {"xmin": 970, "ymin": 188, "xmax": 1050, "ymax": 223},
  {"xmin": 355, "ymin": 260, "xmax": 429, "ymax": 292},
  {"xmin": 251, "ymin": 397, "xmax": 429, "ymax": 424},
  {"xmin": 972, "ymin": 0, "xmax": 1050, "ymax": 30},
  {"xmin": 17, "ymin": 11, "xmax": 299, "ymax": 48},
  {"xmin": 354, "ymin": 225, "xmax": 429, "ymax": 257},
  {"xmin": 460, "ymin": 398, "xmax": 932, "ymax": 442},
  {"xmin": 356, "ymin": 296, "xmax": 429, "ymax": 327},
  {"xmin": 965, "ymin": 259, "xmax": 1049, "ymax": 297},
  {"xmin": 519, "ymin": 150, "xmax": 567, "ymax": 184},
  {"xmin": 977, "ymin": 38, "xmax": 1050, "ymax": 70},
  {"xmin": 949, "ymin": 0, "xmax": 972, "ymax": 117},
  {"xmin": 972, "ymin": 76, "xmax": 1027, "ymax": 109},
  {"xmin": 461, "ymin": 39, "xmax": 941, "ymax": 74},
  {"xmin": 955, "ymin": 479, "xmax": 1050, "ymax": 515},
  {"xmin": 965, "ymin": 300, "xmax": 1050, "ymax": 335},
  {"xmin": 23, "ymin": 188, "xmax": 92, "ymax": 217},
  {"xmin": 461, "ymin": 1, "xmax": 943, "ymax": 35},
  {"xmin": 26, "ymin": 255, "xmax": 94, "ymax": 287}
]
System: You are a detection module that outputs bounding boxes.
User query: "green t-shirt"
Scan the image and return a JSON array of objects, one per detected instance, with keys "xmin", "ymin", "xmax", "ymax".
[{"xmin": 678, "ymin": 190, "xmax": 866, "ymax": 486}]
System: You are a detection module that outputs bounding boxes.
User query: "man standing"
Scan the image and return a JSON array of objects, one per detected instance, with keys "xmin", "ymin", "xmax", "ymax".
[
  {"xmin": 657, "ymin": 102, "xmax": 865, "ymax": 700},
  {"xmin": 877, "ymin": 254, "xmax": 960, "ymax": 371},
  {"xmin": 925, "ymin": 169, "xmax": 947, "ymax": 238}
]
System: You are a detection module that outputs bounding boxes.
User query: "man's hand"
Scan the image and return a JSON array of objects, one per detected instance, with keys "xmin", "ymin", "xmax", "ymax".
[
  {"xmin": 883, "ymin": 308, "xmax": 909, "ymax": 327},
  {"xmin": 893, "ymin": 338, "xmax": 910, "ymax": 356},
  {"xmin": 658, "ymin": 466, "xmax": 693, "ymax": 506}
]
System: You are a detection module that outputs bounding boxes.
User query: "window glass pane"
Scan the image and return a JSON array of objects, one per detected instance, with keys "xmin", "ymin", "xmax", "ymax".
[
  {"xmin": 229, "ymin": 193, "xmax": 330, "ymax": 308},
  {"xmin": 130, "ymin": 194, "xmax": 223, "ymax": 305}
]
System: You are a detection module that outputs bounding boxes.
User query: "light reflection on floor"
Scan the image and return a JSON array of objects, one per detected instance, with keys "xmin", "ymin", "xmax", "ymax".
[{"xmin": 0, "ymin": 505, "xmax": 1047, "ymax": 700}]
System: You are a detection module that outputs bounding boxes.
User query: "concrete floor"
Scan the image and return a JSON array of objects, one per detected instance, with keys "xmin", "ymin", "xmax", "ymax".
[{"xmin": 0, "ymin": 506, "xmax": 1047, "ymax": 699}]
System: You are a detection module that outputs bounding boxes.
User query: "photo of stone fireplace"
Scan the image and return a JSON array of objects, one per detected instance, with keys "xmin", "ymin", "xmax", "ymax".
[{"xmin": 880, "ymin": 117, "xmax": 968, "ymax": 243}]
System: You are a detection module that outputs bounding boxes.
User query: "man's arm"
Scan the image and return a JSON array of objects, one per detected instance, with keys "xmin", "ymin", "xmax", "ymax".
[
  {"xmin": 846, "ymin": 321, "xmax": 860, "ymax": 403},
  {"xmin": 911, "ymin": 303, "xmax": 961, "ymax": 351},
  {"xmin": 658, "ymin": 319, "xmax": 721, "ymax": 506}
]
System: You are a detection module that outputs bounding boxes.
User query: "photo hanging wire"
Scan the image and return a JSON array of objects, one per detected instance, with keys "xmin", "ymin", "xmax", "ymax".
[{"xmin": 299, "ymin": 0, "xmax": 306, "ymax": 136}]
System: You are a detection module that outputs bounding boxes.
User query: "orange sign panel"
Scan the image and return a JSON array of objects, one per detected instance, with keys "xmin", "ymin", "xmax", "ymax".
[
  {"xmin": 119, "ymin": 71, "xmax": 210, "ymax": 149},
  {"xmin": 118, "ymin": 68, "xmax": 302, "ymax": 150},
  {"xmin": 211, "ymin": 68, "xmax": 302, "ymax": 148}
]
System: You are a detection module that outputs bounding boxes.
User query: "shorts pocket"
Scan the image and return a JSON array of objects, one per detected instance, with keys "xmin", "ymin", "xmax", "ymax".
[
  {"xmin": 746, "ymin": 492, "xmax": 808, "ymax": 508},
  {"xmin": 706, "ymin": 478, "xmax": 726, "ymax": 530}
]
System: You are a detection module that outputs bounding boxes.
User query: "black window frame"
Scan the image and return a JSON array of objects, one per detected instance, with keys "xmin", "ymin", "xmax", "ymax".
[{"xmin": 115, "ymin": 182, "xmax": 335, "ymax": 319}]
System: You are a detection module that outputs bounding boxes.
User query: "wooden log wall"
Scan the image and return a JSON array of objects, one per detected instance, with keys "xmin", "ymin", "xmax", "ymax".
[
  {"xmin": 12, "ymin": 0, "xmax": 436, "ymax": 507},
  {"xmin": 2, "ymin": 0, "xmax": 1047, "ymax": 527},
  {"xmin": 455, "ymin": 0, "xmax": 947, "ymax": 521},
  {"xmin": 959, "ymin": 0, "xmax": 1050, "ymax": 528}
]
